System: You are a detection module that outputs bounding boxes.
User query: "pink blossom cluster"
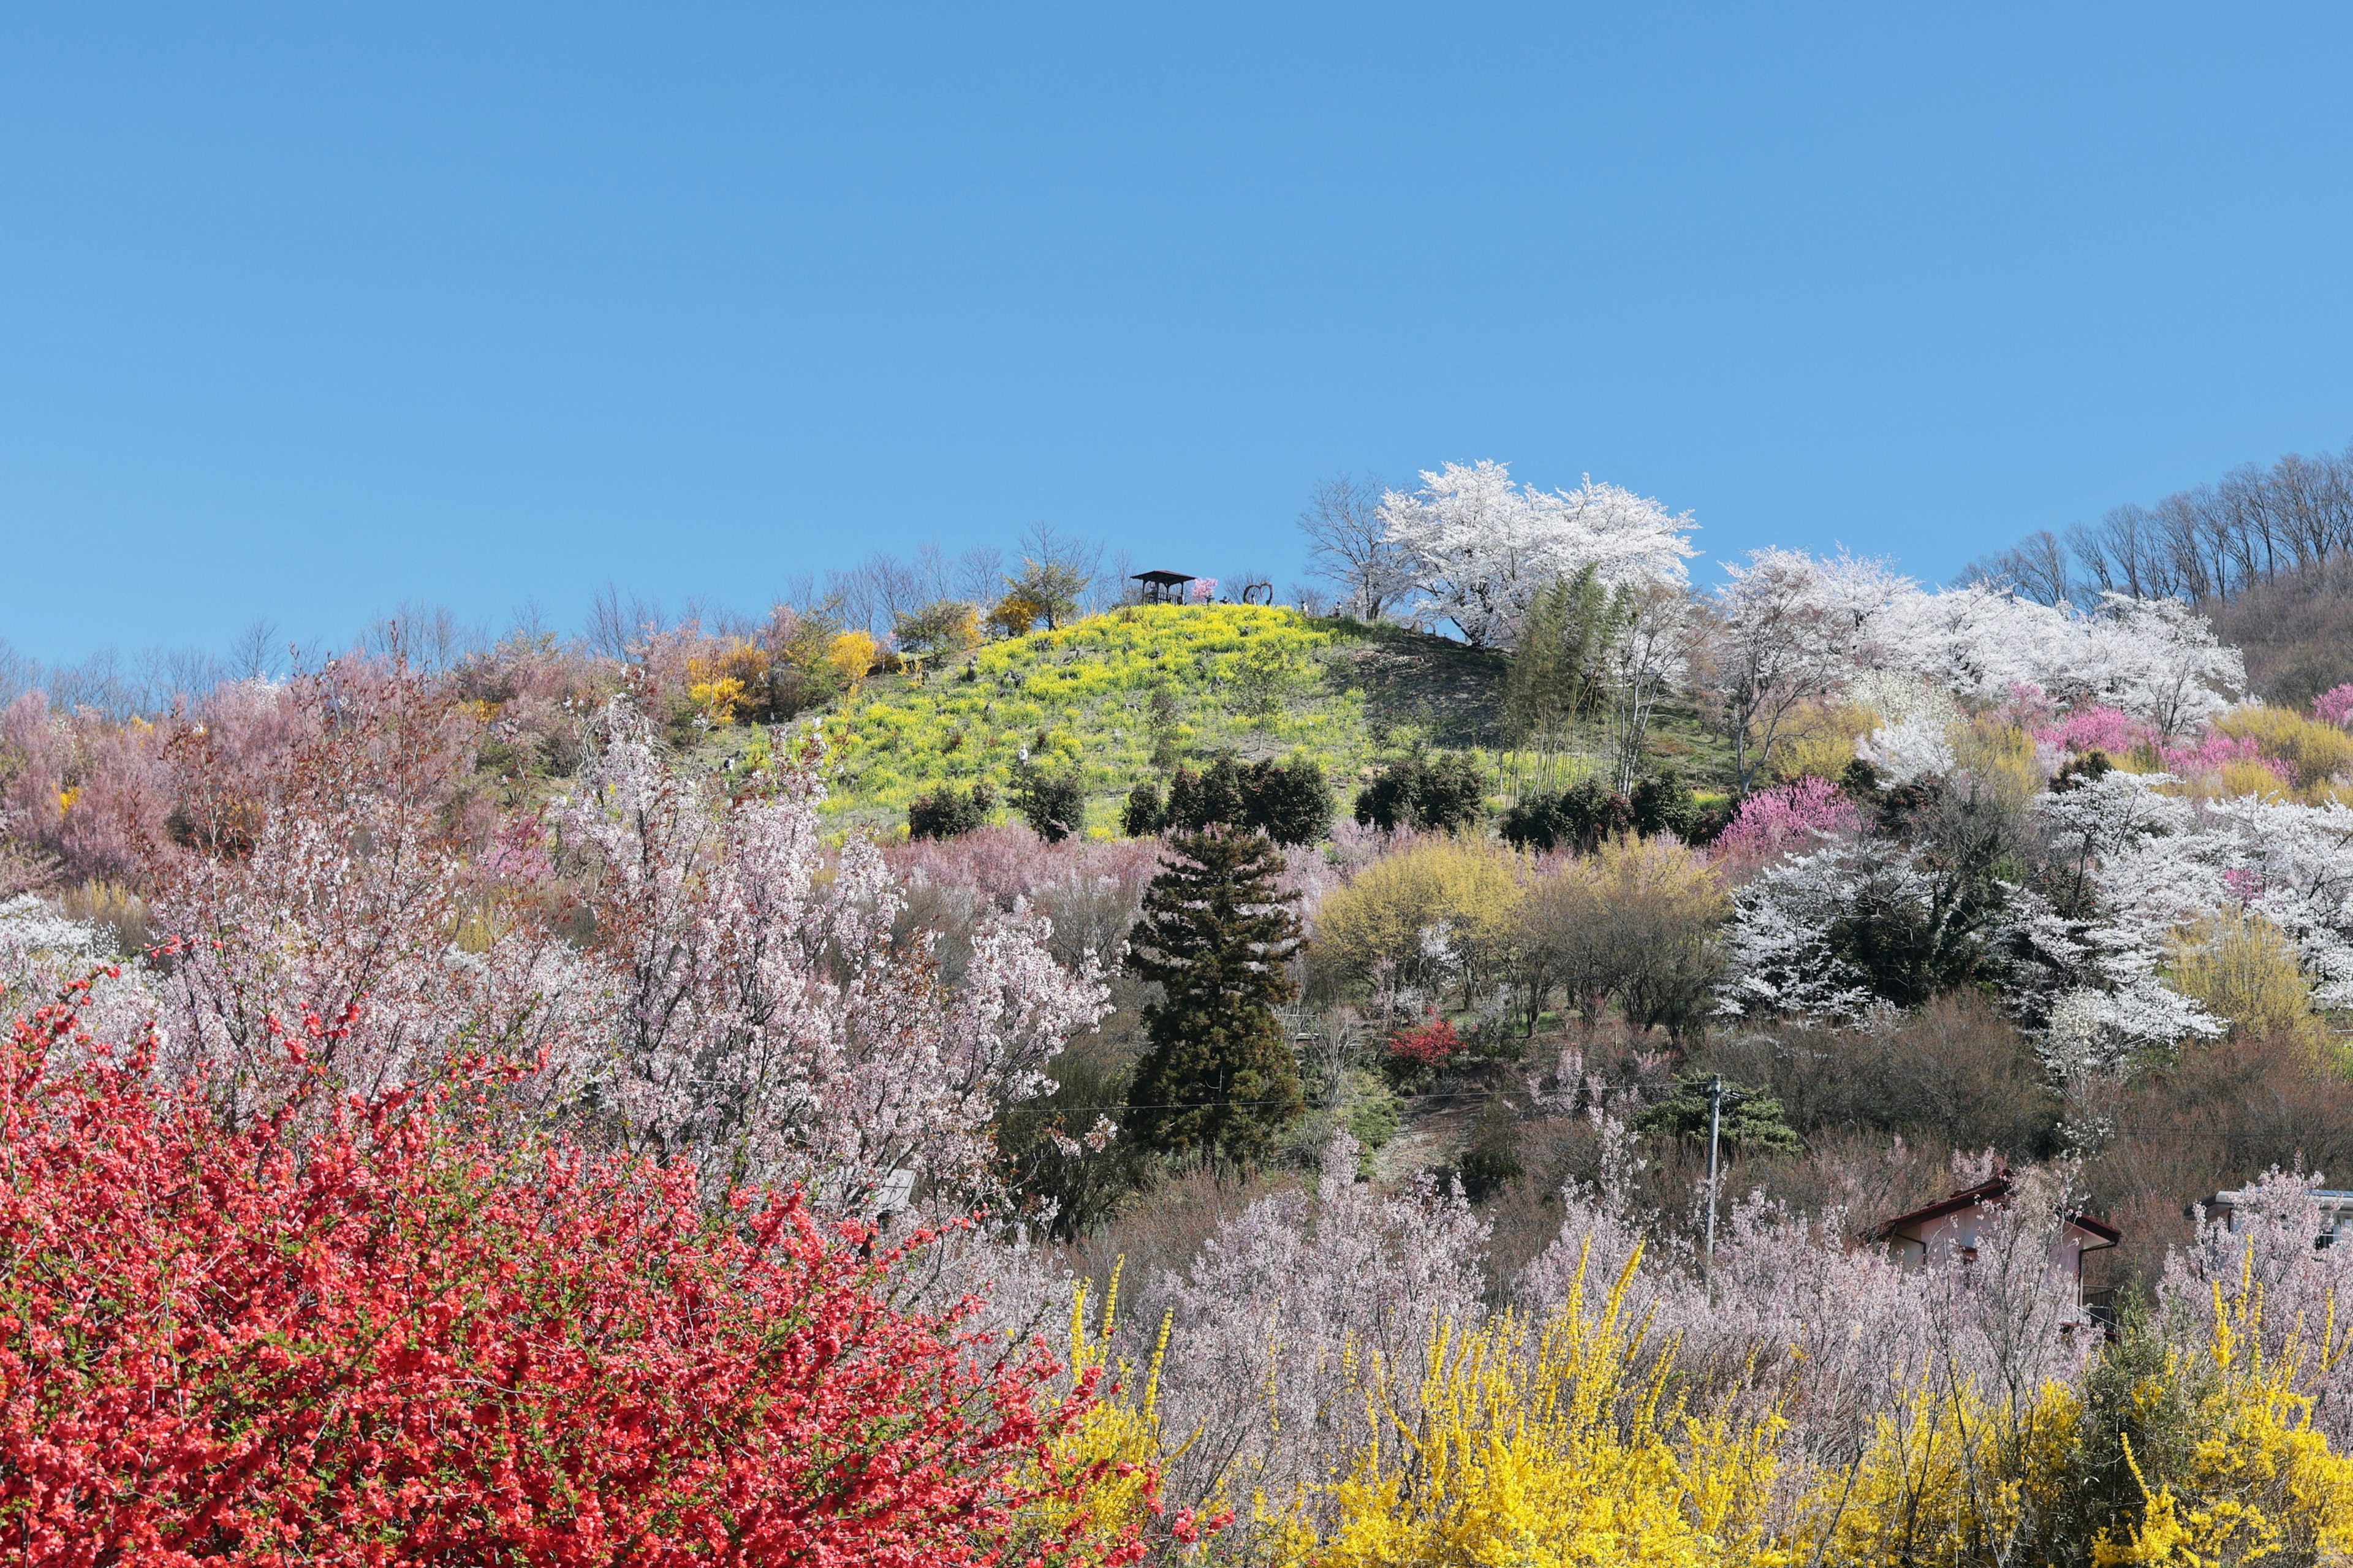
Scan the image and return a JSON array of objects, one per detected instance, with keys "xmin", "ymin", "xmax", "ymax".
[
  {"xmin": 2159, "ymin": 729, "xmax": 2291, "ymax": 784},
  {"xmin": 2314, "ymin": 682, "xmax": 2353, "ymax": 729},
  {"xmin": 2031, "ymin": 703, "xmax": 2153, "ymax": 759},
  {"xmin": 1712, "ymin": 776, "xmax": 1859, "ymax": 869}
]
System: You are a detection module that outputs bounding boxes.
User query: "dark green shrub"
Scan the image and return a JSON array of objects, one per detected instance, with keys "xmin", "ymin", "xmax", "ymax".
[
  {"xmin": 1243, "ymin": 756, "xmax": 1332, "ymax": 846},
  {"xmin": 1558, "ymin": 778, "xmax": 1634, "ymax": 852},
  {"xmin": 1629, "ymin": 769, "xmax": 1697, "ymax": 840},
  {"xmin": 1122, "ymin": 779, "xmax": 1167, "ymax": 837},
  {"xmin": 1166, "ymin": 758, "xmax": 1247, "ymax": 833},
  {"xmin": 907, "ymin": 782, "xmax": 995, "ymax": 840},
  {"xmin": 1009, "ymin": 767, "xmax": 1085, "ymax": 843},
  {"xmin": 1157, "ymin": 755, "xmax": 1332, "ymax": 846},
  {"xmin": 1499, "ymin": 793, "xmax": 1564, "ymax": 852},
  {"xmin": 1352, "ymin": 754, "xmax": 1488, "ymax": 834},
  {"xmin": 1633, "ymin": 1077, "xmax": 1802, "ymax": 1154}
]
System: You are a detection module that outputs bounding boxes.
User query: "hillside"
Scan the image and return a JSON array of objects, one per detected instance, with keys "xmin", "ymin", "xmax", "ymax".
[{"xmin": 788, "ymin": 604, "xmax": 1530, "ymax": 834}]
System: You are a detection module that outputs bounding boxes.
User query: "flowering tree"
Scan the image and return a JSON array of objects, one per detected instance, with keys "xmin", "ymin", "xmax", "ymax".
[
  {"xmin": 1711, "ymin": 776, "xmax": 1862, "ymax": 871},
  {"xmin": 555, "ymin": 702, "xmax": 1108, "ymax": 1210},
  {"xmin": 1378, "ymin": 461, "xmax": 1697, "ymax": 647},
  {"xmin": 145, "ymin": 661, "xmax": 599, "ymax": 1122},
  {"xmin": 1142, "ymin": 1134, "xmax": 1489, "ymax": 1513},
  {"xmin": 0, "ymin": 990, "xmax": 1139, "ymax": 1568},
  {"xmin": 1701, "ymin": 548, "xmax": 1903, "ymax": 793}
]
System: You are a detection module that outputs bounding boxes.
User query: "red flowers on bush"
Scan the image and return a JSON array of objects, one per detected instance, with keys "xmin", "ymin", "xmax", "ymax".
[
  {"xmin": 0, "ymin": 982, "xmax": 1137, "ymax": 1567},
  {"xmin": 1385, "ymin": 1012, "xmax": 1463, "ymax": 1070}
]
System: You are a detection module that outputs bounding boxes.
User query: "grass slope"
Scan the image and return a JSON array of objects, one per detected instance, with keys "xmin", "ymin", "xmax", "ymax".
[
  {"xmin": 795, "ymin": 602, "xmax": 1733, "ymax": 837},
  {"xmin": 803, "ymin": 605, "xmax": 1470, "ymax": 834}
]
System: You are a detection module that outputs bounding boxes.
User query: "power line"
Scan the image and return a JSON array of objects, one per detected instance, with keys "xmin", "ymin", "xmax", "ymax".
[{"xmin": 1008, "ymin": 1086, "xmax": 1529, "ymax": 1116}]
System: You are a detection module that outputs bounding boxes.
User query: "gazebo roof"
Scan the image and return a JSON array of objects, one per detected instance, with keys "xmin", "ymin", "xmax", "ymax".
[{"xmin": 1131, "ymin": 569, "xmax": 1196, "ymax": 585}]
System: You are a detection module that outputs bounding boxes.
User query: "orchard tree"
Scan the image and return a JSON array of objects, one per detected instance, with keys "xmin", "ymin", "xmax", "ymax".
[
  {"xmin": 1377, "ymin": 460, "xmax": 1697, "ymax": 647},
  {"xmin": 1701, "ymin": 548, "xmax": 1901, "ymax": 793},
  {"xmin": 1124, "ymin": 825, "xmax": 1305, "ymax": 1160}
]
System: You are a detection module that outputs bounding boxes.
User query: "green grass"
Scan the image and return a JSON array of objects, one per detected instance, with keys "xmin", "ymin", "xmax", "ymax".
[{"xmin": 757, "ymin": 602, "xmax": 1734, "ymax": 838}]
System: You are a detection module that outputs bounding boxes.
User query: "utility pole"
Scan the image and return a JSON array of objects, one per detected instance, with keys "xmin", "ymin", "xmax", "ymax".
[{"xmin": 1704, "ymin": 1075, "xmax": 1724, "ymax": 1284}]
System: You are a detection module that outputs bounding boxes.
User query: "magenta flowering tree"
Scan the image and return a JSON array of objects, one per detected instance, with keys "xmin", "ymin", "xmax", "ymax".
[
  {"xmin": 1712, "ymin": 776, "xmax": 1861, "ymax": 871},
  {"xmin": 2314, "ymin": 682, "xmax": 2353, "ymax": 729},
  {"xmin": 2160, "ymin": 730, "xmax": 2292, "ymax": 785},
  {"xmin": 2033, "ymin": 703, "xmax": 2155, "ymax": 759}
]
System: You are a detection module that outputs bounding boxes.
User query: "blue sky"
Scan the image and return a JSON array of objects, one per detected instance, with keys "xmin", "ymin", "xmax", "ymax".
[{"xmin": 5, "ymin": 3, "xmax": 2351, "ymax": 664}]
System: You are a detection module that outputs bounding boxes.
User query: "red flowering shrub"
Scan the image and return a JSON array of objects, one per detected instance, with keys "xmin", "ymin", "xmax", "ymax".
[
  {"xmin": 0, "ymin": 983, "xmax": 1139, "ymax": 1568},
  {"xmin": 1386, "ymin": 1012, "xmax": 1463, "ymax": 1071}
]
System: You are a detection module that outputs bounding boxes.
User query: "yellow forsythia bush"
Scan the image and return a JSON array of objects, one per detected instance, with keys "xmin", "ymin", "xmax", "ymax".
[
  {"xmin": 1020, "ymin": 1269, "xmax": 1219, "ymax": 1563},
  {"xmin": 1289, "ymin": 1244, "xmax": 1784, "ymax": 1568},
  {"xmin": 2091, "ymin": 1279, "xmax": 2353, "ymax": 1567}
]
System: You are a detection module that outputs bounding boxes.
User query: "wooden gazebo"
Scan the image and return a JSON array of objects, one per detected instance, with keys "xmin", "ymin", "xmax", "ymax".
[{"xmin": 1132, "ymin": 570, "xmax": 1197, "ymax": 605}]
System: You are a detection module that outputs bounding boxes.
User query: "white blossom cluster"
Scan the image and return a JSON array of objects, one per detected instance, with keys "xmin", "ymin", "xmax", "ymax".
[
  {"xmin": 1376, "ymin": 460, "xmax": 1699, "ymax": 646},
  {"xmin": 1713, "ymin": 549, "xmax": 2246, "ymax": 738}
]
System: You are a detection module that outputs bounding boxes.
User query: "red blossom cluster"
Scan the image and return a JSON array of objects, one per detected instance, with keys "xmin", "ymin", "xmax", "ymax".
[
  {"xmin": 0, "ymin": 983, "xmax": 1141, "ymax": 1568},
  {"xmin": 1385, "ymin": 1012, "xmax": 1463, "ymax": 1069}
]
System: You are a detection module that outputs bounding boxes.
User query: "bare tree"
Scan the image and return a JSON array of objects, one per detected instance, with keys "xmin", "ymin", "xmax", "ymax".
[
  {"xmin": 587, "ymin": 583, "xmax": 665, "ymax": 661},
  {"xmin": 1961, "ymin": 529, "xmax": 2072, "ymax": 606},
  {"xmin": 135, "ymin": 646, "xmax": 225, "ymax": 710},
  {"xmin": 953, "ymin": 545, "xmax": 1005, "ymax": 607},
  {"xmin": 1979, "ymin": 437, "xmax": 2353, "ymax": 612},
  {"xmin": 1298, "ymin": 473, "xmax": 1410, "ymax": 621},
  {"xmin": 364, "ymin": 600, "xmax": 482, "ymax": 674},
  {"xmin": 225, "ymin": 618, "xmax": 287, "ymax": 682},
  {"xmin": 0, "ymin": 638, "xmax": 37, "ymax": 708}
]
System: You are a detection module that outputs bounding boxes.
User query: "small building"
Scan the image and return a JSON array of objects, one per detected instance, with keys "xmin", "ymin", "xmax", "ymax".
[
  {"xmin": 1132, "ymin": 569, "xmax": 1197, "ymax": 605},
  {"xmin": 2205, "ymin": 1186, "xmax": 2353, "ymax": 1249},
  {"xmin": 1877, "ymin": 1170, "xmax": 2121, "ymax": 1292}
]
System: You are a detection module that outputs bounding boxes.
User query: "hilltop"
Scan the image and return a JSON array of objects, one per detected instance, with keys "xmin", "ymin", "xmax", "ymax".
[{"xmin": 781, "ymin": 604, "xmax": 1523, "ymax": 835}]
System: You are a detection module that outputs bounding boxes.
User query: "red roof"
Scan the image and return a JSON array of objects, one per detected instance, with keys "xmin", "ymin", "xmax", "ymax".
[{"xmin": 1876, "ymin": 1170, "xmax": 2120, "ymax": 1246}]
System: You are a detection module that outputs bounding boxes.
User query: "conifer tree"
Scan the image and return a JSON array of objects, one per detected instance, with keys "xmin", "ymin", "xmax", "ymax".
[{"xmin": 1124, "ymin": 825, "xmax": 1306, "ymax": 1160}]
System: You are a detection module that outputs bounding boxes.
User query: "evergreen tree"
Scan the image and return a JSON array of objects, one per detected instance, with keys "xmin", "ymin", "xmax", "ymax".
[
  {"xmin": 1009, "ymin": 765, "xmax": 1084, "ymax": 841},
  {"xmin": 1244, "ymin": 755, "xmax": 1333, "ymax": 846},
  {"xmin": 1124, "ymin": 826, "xmax": 1306, "ymax": 1160},
  {"xmin": 907, "ymin": 781, "xmax": 995, "ymax": 840},
  {"xmin": 1503, "ymin": 566, "xmax": 1617, "ymax": 779},
  {"xmin": 1121, "ymin": 779, "xmax": 1167, "ymax": 836},
  {"xmin": 1165, "ymin": 757, "xmax": 1246, "ymax": 832},
  {"xmin": 1353, "ymin": 754, "xmax": 1488, "ymax": 834}
]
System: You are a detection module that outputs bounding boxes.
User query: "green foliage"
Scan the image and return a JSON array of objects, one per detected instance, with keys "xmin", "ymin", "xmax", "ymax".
[
  {"xmin": 1165, "ymin": 759, "xmax": 1246, "ymax": 834},
  {"xmin": 1341, "ymin": 1068, "xmax": 1401, "ymax": 1156},
  {"xmin": 1504, "ymin": 567, "xmax": 1617, "ymax": 756},
  {"xmin": 893, "ymin": 599, "xmax": 983, "ymax": 662},
  {"xmin": 1161, "ymin": 755, "xmax": 1333, "ymax": 846},
  {"xmin": 1632, "ymin": 1076, "xmax": 1803, "ymax": 1154},
  {"xmin": 1005, "ymin": 558, "xmax": 1090, "ymax": 631},
  {"xmin": 1009, "ymin": 765, "xmax": 1085, "ymax": 842},
  {"xmin": 1121, "ymin": 779, "xmax": 1166, "ymax": 836},
  {"xmin": 907, "ymin": 781, "xmax": 995, "ymax": 840},
  {"xmin": 1123, "ymin": 827, "xmax": 1306, "ymax": 1162},
  {"xmin": 1629, "ymin": 768, "xmax": 1698, "ymax": 839},
  {"xmin": 1353, "ymin": 753, "xmax": 1488, "ymax": 833},
  {"xmin": 1504, "ymin": 770, "xmax": 1696, "ymax": 852}
]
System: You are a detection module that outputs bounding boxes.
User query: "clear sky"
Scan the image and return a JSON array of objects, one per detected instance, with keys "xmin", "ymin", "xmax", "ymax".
[{"xmin": 5, "ymin": 3, "xmax": 2351, "ymax": 665}]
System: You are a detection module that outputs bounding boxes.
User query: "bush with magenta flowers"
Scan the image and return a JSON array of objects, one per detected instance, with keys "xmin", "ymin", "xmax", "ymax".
[{"xmin": 0, "ymin": 983, "xmax": 1145, "ymax": 1568}]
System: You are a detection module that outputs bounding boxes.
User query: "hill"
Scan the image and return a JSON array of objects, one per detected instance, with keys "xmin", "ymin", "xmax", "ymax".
[
  {"xmin": 792, "ymin": 604, "xmax": 1513, "ymax": 835},
  {"xmin": 779, "ymin": 602, "xmax": 1736, "ymax": 836}
]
